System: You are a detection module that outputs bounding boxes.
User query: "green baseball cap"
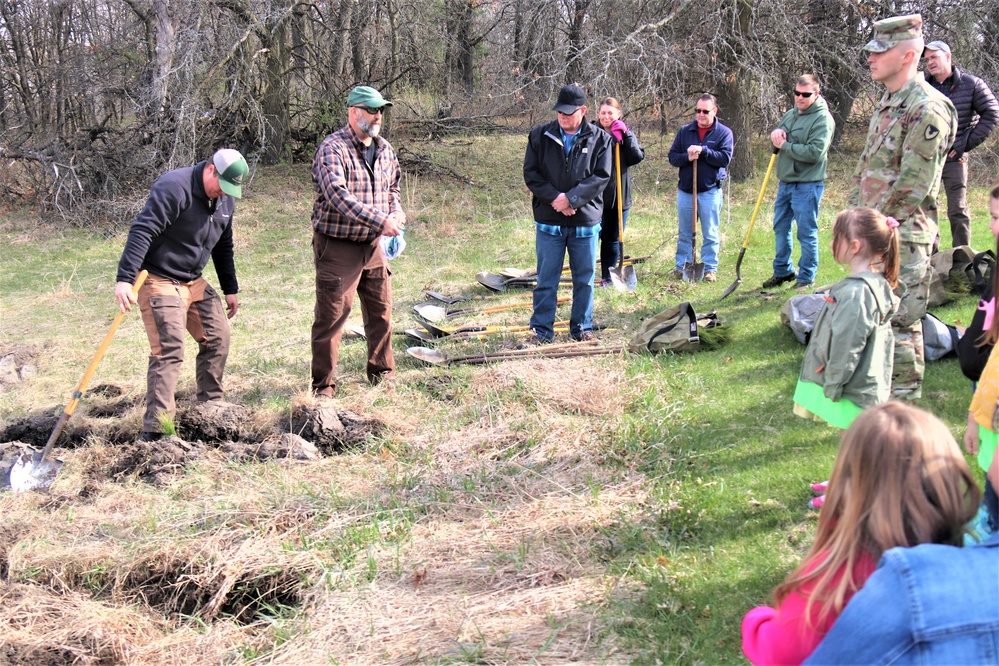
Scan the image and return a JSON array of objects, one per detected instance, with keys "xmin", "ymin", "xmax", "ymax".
[
  {"xmin": 864, "ymin": 14, "xmax": 923, "ymax": 53},
  {"xmin": 212, "ymin": 149, "xmax": 248, "ymax": 199},
  {"xmin": 346, "ymin": 86, "xmax": 393, "ymax": 110}
]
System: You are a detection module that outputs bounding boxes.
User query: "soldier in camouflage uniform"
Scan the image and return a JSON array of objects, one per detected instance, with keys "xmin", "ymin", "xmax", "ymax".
[{"xmin": 850, "ymin": 14, "xmax": 957, "ymax": 399}]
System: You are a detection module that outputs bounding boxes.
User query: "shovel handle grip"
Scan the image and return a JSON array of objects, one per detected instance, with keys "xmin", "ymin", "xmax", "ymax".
[
  {"xmin": 40, "ymin": 270, "xmax": 148, "ymax": 458},
  {"xmin": 740, "ymin": 148, "xmax": 780, "ymax": 249}
]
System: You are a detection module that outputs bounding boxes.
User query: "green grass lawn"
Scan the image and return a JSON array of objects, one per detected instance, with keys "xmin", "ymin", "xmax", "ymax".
[{"xmin": 0, "ymin": 129, "xmax": 993, "ymax": 664}]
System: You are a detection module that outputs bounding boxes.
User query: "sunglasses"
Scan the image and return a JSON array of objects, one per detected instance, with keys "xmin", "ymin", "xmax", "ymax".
[
  {"xmin": 354, "ymin": 106, "xmax": 385, "ymax": 115},
  {"xmin": 695, "ymin": 108, "xmax": 713, "ymax": 114},
  {"xmin": 793, "ymin": 91, "xmax": 815, "ymax": 98}
]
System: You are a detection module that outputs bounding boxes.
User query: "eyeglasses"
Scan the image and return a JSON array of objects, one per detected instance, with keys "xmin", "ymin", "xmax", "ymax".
[
  {"xmin": 354, "ymin": 106, "xmax": 384, "ymax": 115},
  {"xmin": 695, "ymin": 108, "xmax": 713, "ymax": 115},
  {"xmin": 793, "ymin": 91, "xmax": 815, "ymax": 98}
]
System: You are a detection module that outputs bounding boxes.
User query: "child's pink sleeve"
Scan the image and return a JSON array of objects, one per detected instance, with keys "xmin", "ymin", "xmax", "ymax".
[{"xmin": 741, "ymin": 590, "xmax": 827, "ymax": 666}]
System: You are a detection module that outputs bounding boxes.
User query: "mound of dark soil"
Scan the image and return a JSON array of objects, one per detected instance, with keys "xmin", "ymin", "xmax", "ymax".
[
  {"xmin": 220, "ymin": 433, "xmax": 320, "ymax": 461},
  {"xmin": 0, "ymin": 411, "xmax": 90, "ymax": 448},
  {"xmin": 108, "ymin": 436, "xmax": 207, "ymax": 485},
  {"xmin": 286, "ymin": 404, "xmax": 382, "ymax": 453},
  {"xmin": 177, "ymin": 400, "xmax": 259, "ymax": 442}
]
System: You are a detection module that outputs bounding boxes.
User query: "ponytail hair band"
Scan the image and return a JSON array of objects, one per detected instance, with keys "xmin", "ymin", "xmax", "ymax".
[{"xmin": 885, "ymin": 216, "xmax": 900, "ymax": 230}]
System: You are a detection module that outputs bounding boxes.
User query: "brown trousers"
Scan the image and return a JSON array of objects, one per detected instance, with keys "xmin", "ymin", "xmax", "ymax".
[
  {"xmin": 137, "ymin": 274, "xmax": 230, "ymax": 432},
  {"xmin": 310, "ymin": 231, "xmax": 394, "ymax": 393}
]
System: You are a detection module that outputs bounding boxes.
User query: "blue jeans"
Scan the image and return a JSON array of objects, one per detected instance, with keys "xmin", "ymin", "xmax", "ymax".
[
  {"xmin": 530, "ymin": 227, "xmax": 597, "ymax": 341},
  {"xmin": 772, "ymin": 180, "xmax": 824, "ymax": 284},
  {"xmin": 599, "ymin": 209, "xmax": 630, "ymax": 281},
  {"xmin": 676, "ymin": 187, "xmax": 722, "ymax": 272}
]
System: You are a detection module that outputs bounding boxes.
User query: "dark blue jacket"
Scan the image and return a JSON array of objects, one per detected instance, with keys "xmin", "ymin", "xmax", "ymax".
[
  {"xmin": 667, "ymin": 120, "xmax": 734, "ymax": 193},
  {"xmin": 524, "ymin": 119, "xmax": 613, "ymax": 226},
  {"xmin": 927, "ymin": 67, "xmax": 999, "ymax": 160},
  {"xmin": 116, "ymin": 161, "xmax": 238, "ymax": 294}
]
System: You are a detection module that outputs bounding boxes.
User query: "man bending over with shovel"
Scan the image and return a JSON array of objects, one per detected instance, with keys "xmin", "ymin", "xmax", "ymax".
[
  {"xmin": 523, "ymin": 84, "xmax": 613, "ymax": 343},
  {"xmin": 115, "ymin": 149, "xmax": 248, "ymax": 441}
]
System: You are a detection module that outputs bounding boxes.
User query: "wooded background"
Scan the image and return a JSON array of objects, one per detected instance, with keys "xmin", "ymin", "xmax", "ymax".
[{"xmin": 2, "ymin": 0, "xmax": 998, "ymax": 224}]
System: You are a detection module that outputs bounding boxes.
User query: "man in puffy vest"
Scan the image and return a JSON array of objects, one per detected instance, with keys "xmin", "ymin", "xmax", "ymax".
[{"xmin": 923, "ymin": 40, "xmax": 999, "ymax": 249}]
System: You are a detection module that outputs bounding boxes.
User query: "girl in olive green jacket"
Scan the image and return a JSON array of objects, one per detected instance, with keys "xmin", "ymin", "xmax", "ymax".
[{"xmin": 794, "ymin": 208, "xmax": 900, "ymax": 507}]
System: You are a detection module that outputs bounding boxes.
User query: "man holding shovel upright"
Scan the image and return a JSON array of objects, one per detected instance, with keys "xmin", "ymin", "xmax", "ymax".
[
  {"xmin": 523, "ymin": 84, "xmax": 613, "ymax": 343},
  {"xmin": 115, "ymin": 149, "xmax": 248, "ymax": 441},
  {"xmin": 851, "ymin": 14, "xmax": 956, "ymax": 400},
  {"xmin": 667, "ymin": 93, "xmax": 734, "ymax": 283},
  {"xmin": 310, "ymin": 85, "xmax": 405, "ymax": 398},
  {"xmin": 763, "ymin": 75, "xmax": 835, "ymax": 291}
]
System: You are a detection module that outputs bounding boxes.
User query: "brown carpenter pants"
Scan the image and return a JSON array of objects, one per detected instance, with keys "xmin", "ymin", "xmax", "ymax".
[
  {"xmin": 310, "ymin": 231, "xmax": 394, "ymax": 394},
  {"xmin": 137, "ymin": 274, "xmax": 230, "ymax": 433}
]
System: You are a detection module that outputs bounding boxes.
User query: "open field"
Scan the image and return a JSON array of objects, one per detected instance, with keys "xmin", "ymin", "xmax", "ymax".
[{"xmin": 0, "ymin": 128, "xmax": 994, "ymax": 665}]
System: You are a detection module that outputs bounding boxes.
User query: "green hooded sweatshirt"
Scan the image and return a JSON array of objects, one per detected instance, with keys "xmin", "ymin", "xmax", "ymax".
[{"xmin": 774, "ymin": 95, "xmax": 835, "ymax": 183}]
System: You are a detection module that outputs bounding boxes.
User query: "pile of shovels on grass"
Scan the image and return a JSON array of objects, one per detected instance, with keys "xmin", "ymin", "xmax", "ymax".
[{"xmin": 403, "ymin": 257, "xmax": 645, "ymax": 366}]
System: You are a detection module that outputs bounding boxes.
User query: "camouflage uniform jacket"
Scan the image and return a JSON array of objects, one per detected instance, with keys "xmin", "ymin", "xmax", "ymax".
[{"xmin": 850, "ymin": 76, "xmax": 957, "ymax": 244}]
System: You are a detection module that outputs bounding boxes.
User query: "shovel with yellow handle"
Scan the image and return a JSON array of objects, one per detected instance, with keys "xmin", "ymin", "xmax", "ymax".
[{"xmin": 9, "ymin": 270, "xmax": 148, "ymax": 492}]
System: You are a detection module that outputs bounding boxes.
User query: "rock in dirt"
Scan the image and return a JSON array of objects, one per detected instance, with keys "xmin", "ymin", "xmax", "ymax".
[
  {"xmin": 0, "ymin": 354, "xmax": 18, "ymax": 386},
  {"xmin": 178, "ymin": 400, "xmax": 257, "ymax": 443},
  {"xmin": 222, "ymin": 434, "xmax": 320, "ymax": 461},
  {"xmin": 286, "ymin": 404, "xmax": 381, "ymax": 454}
]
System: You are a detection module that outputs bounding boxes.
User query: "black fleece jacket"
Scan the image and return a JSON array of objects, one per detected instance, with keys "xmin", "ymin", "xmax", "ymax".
[{"xmin": 116, "ymin": 162, "xmax": 238, "ymax": 294}]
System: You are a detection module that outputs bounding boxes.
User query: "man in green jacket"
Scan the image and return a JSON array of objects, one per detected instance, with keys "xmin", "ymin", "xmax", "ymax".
[{"xmin": 762, "ymin": 74, "xmax": 835, "ymax": 290}]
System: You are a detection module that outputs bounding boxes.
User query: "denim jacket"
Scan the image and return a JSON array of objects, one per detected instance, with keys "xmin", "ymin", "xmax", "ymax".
[{"xmin": 805, "ymin": 533, "xmax": 999, "ymax": 665}]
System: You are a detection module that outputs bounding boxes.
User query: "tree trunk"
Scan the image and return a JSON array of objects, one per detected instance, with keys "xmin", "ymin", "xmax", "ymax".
[{"xmin": 713, "ymin": 0, "xmax": 753, "ymax": 182}]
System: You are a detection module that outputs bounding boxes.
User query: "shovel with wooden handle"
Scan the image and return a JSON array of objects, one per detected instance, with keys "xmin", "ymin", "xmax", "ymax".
[
  {"xmin": 682, "ymin": 158, "xmax": 705, "ymax": 282},
  {"xmin": 407, "ymin": 340, "xmax": 624, "ymax": 366},
  {"xmin": 720, "ymin": 147, "xmax": 780, "ymax": 301},
  {"xmin": 9, "ymin": 270, "xmax": 149, "ymax": 492},
  {"xmin": 413, "ymin": 297, "xmax": 569, "ymax": 324},
  {"xmin": 609, "ymin": 143, "xmax": 638, "ymax": 292}
]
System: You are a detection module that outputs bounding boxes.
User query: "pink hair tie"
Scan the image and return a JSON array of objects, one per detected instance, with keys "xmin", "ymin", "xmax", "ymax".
[{"xmin": 885, "ymin": 216, "xmax": 900, "ymax": 229}]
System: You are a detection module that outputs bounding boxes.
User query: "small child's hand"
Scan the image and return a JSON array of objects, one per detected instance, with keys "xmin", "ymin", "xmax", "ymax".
[{"xmin": 964, "ymin": 411, "xmax": 980, "ymax": 456}]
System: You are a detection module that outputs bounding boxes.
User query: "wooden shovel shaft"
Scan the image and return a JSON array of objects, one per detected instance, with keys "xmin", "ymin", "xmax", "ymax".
[
  {"xmin": 451, "ymin": 344, "xmax": 625, "ymax": 365},
  {"xmin": 448, "ymin": 296, "xmax": 568, "ymax": 318},
  {"xmin": 39, "ymin": 270, "xmax": 148, "ymax": 461}
]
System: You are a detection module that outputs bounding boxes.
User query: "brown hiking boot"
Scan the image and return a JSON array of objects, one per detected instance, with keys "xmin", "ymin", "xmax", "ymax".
[
  {"xmin": 703, "ymin": 272, "xmax": 717, "ymax": 282},
  {"xmin": 573, "ymin": 331, "xmax": 595, "ymax": 342}
]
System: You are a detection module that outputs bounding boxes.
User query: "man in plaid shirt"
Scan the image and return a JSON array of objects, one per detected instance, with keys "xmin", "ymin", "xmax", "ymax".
[{"xmin": 310, "ymin": 85, "xmax": 406, "ymax": 398}]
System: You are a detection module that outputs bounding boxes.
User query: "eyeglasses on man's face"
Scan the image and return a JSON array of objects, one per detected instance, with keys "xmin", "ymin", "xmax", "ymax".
[
  {"xmin": 793, "ymin": 90, "xmax": 815, "ymax": 98},
  {"xmin": 354, "ymin": 106, "xmax": 385, "ymax": 115},
  {"xmin": 695, "ymin": 108, "xmax": 714, "ymax": 114}
]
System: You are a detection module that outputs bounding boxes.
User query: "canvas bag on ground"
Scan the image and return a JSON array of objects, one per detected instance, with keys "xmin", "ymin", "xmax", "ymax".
[
  {"xmin": 922, "ymin": 312, "xmax": 962, "ymax": 361},
  {"xmin": 928, "ymin": 245, "xmax": 994, "ymax": 307},
  {"xmin": 627, "ymin": 302, "xmax": 722, "ymax": 354},
  {"xmin": 780, "ymin": 293, "xmax": 828, "ymax": 345}
]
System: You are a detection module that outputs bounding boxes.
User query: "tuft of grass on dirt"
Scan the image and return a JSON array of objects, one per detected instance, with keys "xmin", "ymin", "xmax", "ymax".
[{"xmin": 1, "ymin": 128, "xmax": 994, "ymax": 664}]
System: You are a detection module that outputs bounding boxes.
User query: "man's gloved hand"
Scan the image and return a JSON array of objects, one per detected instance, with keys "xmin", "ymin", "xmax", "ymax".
[{"xmin": 610, "ymin": 119, "xmax": 628, "ymax": 142}]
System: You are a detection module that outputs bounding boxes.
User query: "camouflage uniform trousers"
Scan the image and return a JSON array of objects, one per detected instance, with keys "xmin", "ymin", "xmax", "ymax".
[{"xmin": 891, "ymin": 241, "xmax": 932, "ymax": 400}]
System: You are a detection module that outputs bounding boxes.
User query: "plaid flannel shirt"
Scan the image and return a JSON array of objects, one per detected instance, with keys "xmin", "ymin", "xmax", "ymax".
[{"xmin": 311, "ymin": 125, "xmax": 402, "ymax": 242}]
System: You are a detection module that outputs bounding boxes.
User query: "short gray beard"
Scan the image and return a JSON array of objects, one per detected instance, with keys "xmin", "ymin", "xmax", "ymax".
[{"xmin": 358, "ymin": 115, "xmax": 381, "ymax": 138}]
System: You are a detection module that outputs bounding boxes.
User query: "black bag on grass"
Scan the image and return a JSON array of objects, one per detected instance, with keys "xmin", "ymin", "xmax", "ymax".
[
  {"xmin": 922, "ymin": 312, "xmax": 962, "ymax": 361},
  {"xmin": 928, "ymin": 246, "xmax": 995, "ymax": 306},
  {"xmin": 627, "ymin": 302, "xmax": 724, "ymax": 354}
]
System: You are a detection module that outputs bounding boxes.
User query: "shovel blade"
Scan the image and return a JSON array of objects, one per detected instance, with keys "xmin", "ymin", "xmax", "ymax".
[
  {"xmin": 719, "ymin": 277, "xmax": 741, "ymax": 300},
  {"xmin": 609, "ymin": 265, "xmax": 638, "ymax": 292},
  {"xmin": 412, "ymin": 303, "xmax": 450, "ymax": 323},
  {"xmin": 406, "ymin": 346, "xmax": 449, "ymax": 365},
  {"xmin": 476, "ymin": 271, "xmax": 508, "ymax": 292},
  {"xmin": 681, "ymin": 261, "xmax": 705, "ymax": 282},
  {"xmin": 9, "ymin": 449, "xmax": 64, "ymax": 492}
]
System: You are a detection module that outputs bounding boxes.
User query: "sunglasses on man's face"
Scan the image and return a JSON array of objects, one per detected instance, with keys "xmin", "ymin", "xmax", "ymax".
[
  {"xmin": 695, "ymin": 108, "xmax": 713, "ymax": 114},
  {"xmin": 793, "ymin": 91, "xmax": 815, "ymax": 98},
  {"xmin": 354, "ymin": 106, "xmax": 385, "ymax": 115}
]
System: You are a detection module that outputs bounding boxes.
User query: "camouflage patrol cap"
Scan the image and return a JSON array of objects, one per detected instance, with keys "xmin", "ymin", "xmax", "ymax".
[{"xmin": 864, "ymin": 14, "xmax": 923, "ymax": 53}]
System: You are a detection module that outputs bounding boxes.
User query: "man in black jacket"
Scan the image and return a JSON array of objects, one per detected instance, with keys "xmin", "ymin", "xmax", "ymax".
[
  {"xmin": 924, "ymin": 40, "xmax": 999, "ymax": 248},
  {"xmin": 115, "ymin": 149, "xmax": 247, "ymax": 440},
  {"xmin": 523, "ymin": 84, "xmax": 613, "ymax": 343}
]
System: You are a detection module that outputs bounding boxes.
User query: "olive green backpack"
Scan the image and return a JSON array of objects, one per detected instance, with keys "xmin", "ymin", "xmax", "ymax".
[{"xmin": 627, "ymin": 302, "xmax": 724, "ymax": 354}]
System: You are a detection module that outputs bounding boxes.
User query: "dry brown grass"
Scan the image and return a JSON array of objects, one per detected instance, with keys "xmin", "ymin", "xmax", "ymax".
[{"xmin": 1, "ymin": 352, "xmax": 642, "ymax": 664}]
